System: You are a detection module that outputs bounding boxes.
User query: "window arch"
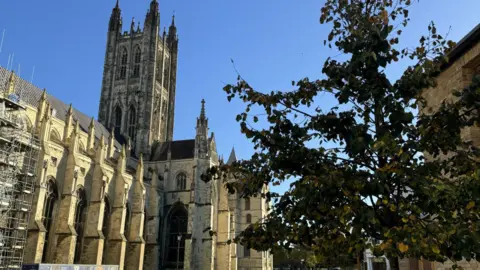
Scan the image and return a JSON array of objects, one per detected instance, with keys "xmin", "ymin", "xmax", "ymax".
[
  {"xmin": 246, "ymin": 214, "xmax": 252, "ymax": 224},
  {"xmin": 50, "ymin": 129, "xmax": 61, "ymax": 144},
  {"xmin": 119, "ymin": 48, "xmax": 128, "ymax": 79},
  {"xmin": 74, "ymin": 187, "xmax": 87, "ymax": 263},
  {"xmin": 245, "ymin": 197, "xmax": 250, "ymax": 210},
  {"xmin": 42, "ymin": 179, "xmax": 59, "ymax": 263},
  {"xmin": 176, "ymin": 172, "xmax": 186, "ymax": 191},
  {"xmin": 102, "ymin": 197, "xmax": 111, "ymax": 263},
  {"xmin": 114, "ymin": 106, "xmax": 122, "ymax": 134},
  {"xmin": 78, "ymin": 141, "xmax": 86, "ymax": 154},
  {"xmin": 133, "ymin": 47, "xmax": 141, "ymax": 77},
  {"xmin": 128, "ymin": 106, "xmax": 136, "ymax": 140},
  {"xmin": 166, "ymin": 205, "xmax": 188, "ymax": 264}
]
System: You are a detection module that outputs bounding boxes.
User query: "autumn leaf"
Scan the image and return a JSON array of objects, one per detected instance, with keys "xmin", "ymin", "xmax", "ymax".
[
  {"xmin": 398, "ymin": 243, "xmax": 409, "ymax": 253},
  {"xmin": 381, "ymin": 9, "xmax": 389, "ymax": 24},
  {"xmin": 466, "ymin": 201, "xmax": 475, "ymax": 210}
]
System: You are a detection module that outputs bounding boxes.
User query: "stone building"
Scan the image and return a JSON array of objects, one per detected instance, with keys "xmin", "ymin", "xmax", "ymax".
[
  {"xmin": 0, "ymin": 0, "xmax": 273, "ymax": 269},
  {"xmin": 396, "ymin": 23, "xmax": 480, "ymax": 270}
]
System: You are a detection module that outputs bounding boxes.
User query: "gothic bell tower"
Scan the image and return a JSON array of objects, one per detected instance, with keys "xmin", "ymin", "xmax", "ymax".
[{"xmin": 98, "ymin": 0, "xmax": 179, "ymax": 157}]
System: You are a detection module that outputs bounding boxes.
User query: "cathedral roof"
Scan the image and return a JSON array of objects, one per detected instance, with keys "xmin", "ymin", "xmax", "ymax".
[
  {"xmin": 0, "ymin": 66, "xmax": 122, "ymax": 149},
  {"xmin": 150, "ymin": 139, "xmax": 195, "ymax": 161}
]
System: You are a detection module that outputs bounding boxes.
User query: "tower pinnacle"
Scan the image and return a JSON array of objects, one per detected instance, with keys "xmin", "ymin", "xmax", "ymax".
[
  {"xmin": 196, "ymin": 99, "xmax": 208, "ymax": 128},
  {"xmin": 200, "ymin": 99, "xmax": 206, "ymax": 120},
  {"xmin": 109, "ymin": 0, "xmax": 122, "ymax": 31},
  {"xmin": 168, "ymin": 12, "xmax": 178, "ymax": 43}
]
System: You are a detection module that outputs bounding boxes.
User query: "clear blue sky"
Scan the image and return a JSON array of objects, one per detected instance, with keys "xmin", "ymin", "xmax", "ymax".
[{"xmin": 0, "ymin": 0, "xmax": 478, "ymax": 195}]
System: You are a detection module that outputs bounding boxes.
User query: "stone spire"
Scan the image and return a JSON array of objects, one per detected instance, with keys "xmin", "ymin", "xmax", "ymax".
[
  {"xmin": 145, "ymin": 0, "xmax": 160, "ymax": 28},
  {"xmin": 74, "ymin": 120, "xmax": 80, "ymax": 135},
  {"xmin": 227, "ymin": 147, "xmax": 237, "ymax": 165},
  {"xmin": 109, "ymin": 0, "xmax": 122, "ymax": 32},
  {"xmin": 64, "ymin": 104, "xmax": 74, "ymax": 143},
  {"xmin": 167, "ymin": 13, "xmax": 178, "ymax": 48},
  {"xmin": 4, "ymin": 70, "xmax": 16, "ymax": 96},
  {"xmin": 195, "ymin": 99, "xmax": 209, "ymax": 158},
  {"xmin": 87, "ymin": 117, "xmax": 95, "ymax": 153},
  {"xmin": 169, "ymin": 14, "xmax": 176, "ymax": 33},
  {"xmin": 197, "ymin": 99, "xmax": 207, "ymax": 127},
  {"xmin": 96, "ymin": 135, "xmax": 106, "ymax": 164},
  {"xmin": 108, "ymin": 130, "xmax": 115, "ymax": 159},
  {"xmin": 35, "ymin": 89, "xmax": 48, "ymax": 133},
  {"xmin": 130, "ymin": 17, "xmax": 135, "ymax": 33},
  {"xmin": 117, "ymin": 144, "xmax": 126, "ymax": 173}
]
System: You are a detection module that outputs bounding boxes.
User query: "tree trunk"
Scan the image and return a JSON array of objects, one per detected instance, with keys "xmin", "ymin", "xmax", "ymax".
[{"xmin": 357, "ymin": 254, "xmax": 361, "ymax": 270}]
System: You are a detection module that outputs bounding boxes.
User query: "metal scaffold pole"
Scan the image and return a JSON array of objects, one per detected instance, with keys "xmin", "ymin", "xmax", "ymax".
[{"xmin": 0, "ymin": 72, "xmax": 40, "ymax": 269}]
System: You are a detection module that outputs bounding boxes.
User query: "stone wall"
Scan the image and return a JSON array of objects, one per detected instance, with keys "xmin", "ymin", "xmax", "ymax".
[{"xmin": 399, "ymin": 26, "xmax": 480, "ymax": 270}]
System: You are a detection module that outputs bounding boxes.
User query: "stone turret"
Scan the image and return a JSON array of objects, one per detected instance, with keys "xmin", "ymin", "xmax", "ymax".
[
  {"xmin": 35, "ymin": 89, "xmax": 47, "ymax": 134},
  {"xmin": 108, "ymin": 130, "xmax": 115, "ymax": 159},
  {"xmin": 87, "ymin": 117, "xmax": 95, "ymax": 153},
  {"xmin": 195, "ymin": 99, "xmax": 209, "ymax": 159},
  {"xmin": 63, "ymin": 104, "xmax": 73, "ymax": 143},
  {"xmin": 4, "ymin": 70, "xmax": 15, "ymax": 96},
  {"xmin": 109, "ymin": 0, "xmax": 122, "ymax": 32}
]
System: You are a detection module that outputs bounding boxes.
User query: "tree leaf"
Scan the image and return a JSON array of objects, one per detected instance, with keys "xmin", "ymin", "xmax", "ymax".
[{"xmin": 398, "ymin": 243, "xmax": 409, "ymax": 253}]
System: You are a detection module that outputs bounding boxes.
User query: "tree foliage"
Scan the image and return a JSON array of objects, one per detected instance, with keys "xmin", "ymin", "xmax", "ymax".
[
  {"xmin": 205, "ymin": 0, "xmax": 480, "ymax": 264},
  {"xmin": 273, "ymin": 245, "xmax": 355, "ymax": 268}
]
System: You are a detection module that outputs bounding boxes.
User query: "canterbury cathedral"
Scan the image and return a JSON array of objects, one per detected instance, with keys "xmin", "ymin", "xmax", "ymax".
[{"xmin": 0, "ymin": 0, "xmax": 273, "ymax": 269}]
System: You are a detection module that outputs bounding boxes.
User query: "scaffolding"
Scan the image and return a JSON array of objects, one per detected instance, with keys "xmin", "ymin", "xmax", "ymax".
[{"xmin": 0, "ymin": 93, "xmax": 40, "ymax": 269}]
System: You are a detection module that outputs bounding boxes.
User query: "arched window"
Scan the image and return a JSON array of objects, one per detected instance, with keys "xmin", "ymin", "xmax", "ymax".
[
  {"xmin": 176, "ymin": 172, "xmax": 186, "ymax": 191},
  {"xmin": 74, "ymin": 188, "xmax": 87, "ymax": 263},
  {"xmin": 167, "ymin": 206, "xmax": 188, "ymax": 264},
  {"xmin": 42, "ymin": 179, "xmax": 59, "ymax": 263},
  {"xmin": 124, "ymin": 203, "xmax": 131, "ymax": 239},
  {"xmin": 128, "ymin": 106, "xmax": 136, "ymax": 140},
  {"xmin": 50, "ymin": 129, "xmax": 61, "ymax": 144},
  {"xmin": 78, "ymin": 141, "xmax": 86, "ymax": 154},
  {"xmin": 102, "ymin": 197, "xmax": 111, "ymax": 263},
  {"xmin": 245, "ymin": 197, "xmax": 250, "ymax": 210},
  {"xmin": 246, "ymin": 214, "xmax": 252, "ymax": 224},
  {"xmin": 119, "ymin": 48, "xmax": 128, "ymax": 79},
  {"xmin": 114, "ymin": 106, "xmax": 122, "ymax": 134},
  {"xmin": 133, "ymin": 47, "xmax": 141, "ymax": 77}
]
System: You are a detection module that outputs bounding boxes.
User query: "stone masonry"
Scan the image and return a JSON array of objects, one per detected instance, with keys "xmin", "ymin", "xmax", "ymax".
[{"xmin": 0, "ymin": 0, "xmax": 274, "ymax": 269}]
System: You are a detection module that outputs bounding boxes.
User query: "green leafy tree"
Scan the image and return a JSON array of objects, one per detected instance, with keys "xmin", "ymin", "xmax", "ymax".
[{"xmin": 205, "ymin": 0, "xmax": 480, "ymax": 265}]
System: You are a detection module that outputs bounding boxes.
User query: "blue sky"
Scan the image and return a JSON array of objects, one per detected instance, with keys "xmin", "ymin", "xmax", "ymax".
[{"xmin": 0, "ymin": 0, "xmax": 478, "ymax": 195}]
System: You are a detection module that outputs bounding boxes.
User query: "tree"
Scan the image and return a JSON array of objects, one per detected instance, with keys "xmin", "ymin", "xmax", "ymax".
[{"xmin": 204, "ymin": 0, "xmax": 480, "ymax": 265}]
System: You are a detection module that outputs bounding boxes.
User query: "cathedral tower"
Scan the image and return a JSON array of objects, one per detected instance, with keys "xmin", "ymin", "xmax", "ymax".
[{"xmin": 98, "ymin": 0, "xmax": 178, "ymax": 157}]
